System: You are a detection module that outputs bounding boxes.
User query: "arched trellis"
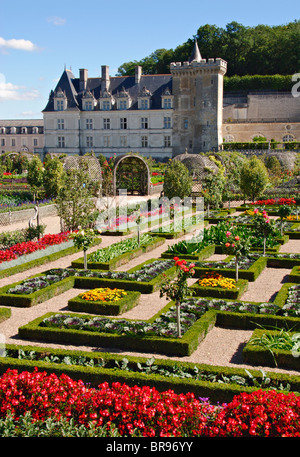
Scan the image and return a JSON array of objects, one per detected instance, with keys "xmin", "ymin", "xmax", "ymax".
[
  {"xmin": 113, "ymin": 154, "xmax": 151, "ymax": 196},
  {"xmin": 61, "ymin": 154, "xmax": 102, "ymax": 195}
]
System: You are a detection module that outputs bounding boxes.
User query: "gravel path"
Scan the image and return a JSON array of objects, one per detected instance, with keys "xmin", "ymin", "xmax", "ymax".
[{"xmin": 0, "ymin": 214, "xmax": 299, "ymax": 378}]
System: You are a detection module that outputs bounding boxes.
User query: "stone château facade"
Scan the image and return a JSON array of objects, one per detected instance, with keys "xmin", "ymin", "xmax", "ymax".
[{"xmin": 1, "ymin": 41, "xmax": 299, "ymax": 160}]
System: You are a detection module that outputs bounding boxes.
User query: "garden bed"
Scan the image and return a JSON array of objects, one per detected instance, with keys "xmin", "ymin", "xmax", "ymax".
[
  {"xmin": 18, "ymin": 305, "xmax": 217, "ymax": 357},
  {"xmin": 161, "ymin": 244, "xmax": 215, "ymax": 261},
  {"xmin": 243, "ymin": 328, "xmax": 300, "ymax": 370},
  {"xmin": 0, "ymin": 237, "xmax": 102, "ymax": 279},
  {"xmin": 192, "ymin": 255, "xmax": 267, "ymax": 282},
  {"xmin": 189, "ymin": 278, "xmax": 248, "ymax": 299},
  {"xmin": 0, "ymin": 271, "xmax": 75, "ymax": 308},
  {"xmin": 0, "ymin": 258, "xmax": 178, "ymax": 307},
  {"xmin": 71, "ymin": 235, "xmax": 164, "ymax": 270},
  {"xmin": 68, "ymin": 289, "xmax": 141, "ymax": 316}
]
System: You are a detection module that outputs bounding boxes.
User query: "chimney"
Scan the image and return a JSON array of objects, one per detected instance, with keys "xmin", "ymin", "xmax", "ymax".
[
  {"xmin": 101, "ymin": 65, "xmax": 110, "ymax": 91},
  {"xmin": 135, "ymin": 65, "xmax": 142, "ymax": 84},
  {"xmin": 79, "ymin": 68, "xmax": 88, "ymax": 91}
]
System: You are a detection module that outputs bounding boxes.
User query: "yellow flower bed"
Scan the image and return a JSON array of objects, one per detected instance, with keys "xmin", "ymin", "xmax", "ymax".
[
  {"xmin": 284, "ymin": 215, "xmax": 299, "ymax": 221},
  {"xmin": 80, "ymin": 288, "xmax": 127, "ymax": 302},
  {"xmin": 197, "ymin": 272, "xmax": 237, "ymax": 290}
]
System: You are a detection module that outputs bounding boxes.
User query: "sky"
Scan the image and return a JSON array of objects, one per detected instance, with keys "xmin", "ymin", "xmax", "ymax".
[{"xmin": 0, "ymin": 0, "xmax": 299, "ymax": 120}]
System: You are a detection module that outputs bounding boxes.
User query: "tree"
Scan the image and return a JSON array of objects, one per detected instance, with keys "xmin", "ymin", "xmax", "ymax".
[
  {"xmin": 163, "ymin": 161, "xmax": 192, "ymax": 200},
  {"xmin": 56, "ymin": 168, "xmax": 99, "ymax": 231},
  {"xmin": 27, "ymin": 156, "xmax": 44, "ymax": 201},
  {"xmin": 202, "ymin": 169, "xmax": 225, "ymax": 211},
  {"xmin": 43, "ymin": 156, "xmax": 64, "ymax": 199},
  {"xmin": 239, "ymin": 156, "xmax": 270, "ymax": 202}
]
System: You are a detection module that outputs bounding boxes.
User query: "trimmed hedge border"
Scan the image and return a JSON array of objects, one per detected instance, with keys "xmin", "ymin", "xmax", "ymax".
[
  {"xmin": 18, "ymin": 305, "xmax": 217, "ymax": 357},
  {"xmin": 0, "ymin": 343, "xmax": 299, "ymax": 404},
  {"xmin": 0, "ymin": 307, "xmax": 11, "ymax": 323},
  {"xmin": 68, "ymin": 290, "xmax": 141, "ymax": 316},
  {"xmin": 189, "ymin": 279, "xmax": 249, "ymax": 300},
  {"xmin": 0, "ymin": 237, "xmax": 102, "ymax": 279},
  {"xmin": 193, "ymin": 256, "xmax": 267, "ymax": 282},
  {"xmin": 243, "ymin": 329, "xmax": 300, "ymax": 370},
  {"xmin": 0, "ymin": 258, "xmax": 178, "ymax": 307},
  {"xmin": 160, "ymin": 244, "xmax": 216, "ymax": 261},
  {"xmin": 289, "ymin": 266, "xmax": 300, "ymax": 283},
  {"xmin": 71, "ymin": 236, "xmax": 165, "ymax": 270},
  {"xmin": 73, "ymin": 259, "xmax": 178, "ymax": 294},
  {"xmin": 0, "ymin": 274, "xmax": 75, "ymax": 308}
]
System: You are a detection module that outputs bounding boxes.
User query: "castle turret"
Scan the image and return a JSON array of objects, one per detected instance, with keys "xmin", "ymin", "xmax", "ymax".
[{"xmin": 170, "ymin": 43, "xmax": 227, "ymax": 155}]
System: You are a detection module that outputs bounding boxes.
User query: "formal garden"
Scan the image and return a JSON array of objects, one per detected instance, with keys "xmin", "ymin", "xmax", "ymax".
[{"xmin": 0, "ymin": 150, "xmax": 300, "ymax": 437}]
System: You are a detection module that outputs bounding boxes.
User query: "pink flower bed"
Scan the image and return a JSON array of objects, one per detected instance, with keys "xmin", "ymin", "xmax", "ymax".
[{"xmin": 0, "ymin": 232, "xmax": 71, "ymax": 264}]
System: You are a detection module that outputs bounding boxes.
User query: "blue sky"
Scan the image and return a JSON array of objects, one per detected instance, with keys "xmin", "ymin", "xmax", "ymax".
[{"xmin": 0, "ymin": 0, "xmax": 299, "ymax": 120}]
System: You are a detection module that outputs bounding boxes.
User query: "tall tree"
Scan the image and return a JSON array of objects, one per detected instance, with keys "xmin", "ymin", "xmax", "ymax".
[{"xmin": 239, "ymin": 156, "xmax": 270, "ymax": 202}]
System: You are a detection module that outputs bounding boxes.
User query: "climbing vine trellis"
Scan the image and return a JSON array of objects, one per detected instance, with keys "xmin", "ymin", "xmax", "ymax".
[{"xmin": 113, "ymin": 154, "xmax": 151, "ymax": 196}]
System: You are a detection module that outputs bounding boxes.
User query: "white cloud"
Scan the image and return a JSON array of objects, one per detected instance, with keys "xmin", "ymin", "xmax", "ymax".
[
  {"xmin": 47, "ymin": 16, "xmax": 66, "ymax": 26},
  {"xmin": 0, "ymin": 37, "xmax": 38, "ymax": 52},
  {"xmin": 0, "ymin": 74, "xmax": 40, "ymax": 101}
]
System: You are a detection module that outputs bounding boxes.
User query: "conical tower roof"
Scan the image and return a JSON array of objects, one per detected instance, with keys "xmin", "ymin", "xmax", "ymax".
[{"xmin": 189, "ymin": 39, "xmax": 202, "ymax": 62}]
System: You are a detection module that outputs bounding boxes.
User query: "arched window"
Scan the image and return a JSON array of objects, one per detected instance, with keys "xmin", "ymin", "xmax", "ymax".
[
  {"xmin": 224, "ymin": 134, "xmax": 234, "ymax": 142},
  {"xmin": 283, "ymin": 134, "xmax": 295, "ymax": 142}
]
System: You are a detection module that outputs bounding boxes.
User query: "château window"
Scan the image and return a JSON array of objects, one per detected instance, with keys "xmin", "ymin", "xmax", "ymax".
[
  {"xmin": 141, "ymin": 136, "xmax": 148, "ymax": 148},
  {"xmin": 140, "ymin": 99, "xmax": 149, "ymax": 110},
  {"xmin": 283, "ymin": 134, "xmax": 294, "ymax": 142},
  {"xmin": 102, "ymin": 101, "xmax": 110, "ymax": 111},
  {"xmin": 86, "ymin": 136, "xmax": 93, "ymax": 147},
  {"xmin": 1, "ymin": 139, "xmax": 5, "ymax": 146},
  {"xmin": 57, "ymin": 100, "xmax": 64, "ymax": 111},
  {"xmin": 58, "ymin": 136, "xmax": 65, "ymax": 148},
  {"xmin": 11, "ymin": 139, "xmax": 16, "ymax": 147},
  {"xmin": 164, "ymin": 117, "xmax": 171, "ymax": 129},
  {"xmin": 141, "ymin": 117, "xmax": 148, "ymax": 129},
  {"xmin": 85, "ymin": 101, "xmax": 93, "ymax": 111},
  {"xmin": 33, "ymin": 138, "xmax": 38, "ymax": 147},
  {"xmin": 57, "ymin": 119, "xmax": 64, "ymax": 130},
  {"xmin": 163, "ymin": 98, "xmax": 172, "ymax": 109},
  {"xmin": 86, "ymin": 119, "xmax": 93, "ymax": 130},
  {"xmin": 103, "ymin": 136, "xmax": 110, "ymax": 147},
  {"xmin": 103, "ymin": 118, "xmax": 110, "ymax": 130},
  {"xmin": 119, "ymin": 100, "xmax": 127, "ymax": 110},
  {"xmin": 184, "ymin": 119, "xmax": 189, "ymax": 129},
  {"xmin": 120, "ymin": 118, "xmax": 127, "ymax": 129},
  {"xmin": 120, "ymin": 136, "xmax": 127, "ymax": 147},
  {"xmin": 164, "ymin": 135, "xmax": 171, "ymax": 147}
]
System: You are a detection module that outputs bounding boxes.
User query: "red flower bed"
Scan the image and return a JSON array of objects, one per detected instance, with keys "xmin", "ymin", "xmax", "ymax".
[
  {"xmin": 0, "ymin": 232, "xmax": 71, "ymax": 264},
  {"xmin": 209, "ymin": 389, "xmax": 300, "ymax": 437},
  {"xmin": 0, "ymin": 369, "xmax": 300, "ymax": 437},
  {"xmin": 0, "ymin": 369, "xmax": 214, "ymax": 437},
  {"xmin": 251, "ymin": 198, "xmax": 296, "ymax": 206}
]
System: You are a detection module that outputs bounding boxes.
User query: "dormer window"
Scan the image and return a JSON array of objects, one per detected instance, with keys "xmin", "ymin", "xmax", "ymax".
[
  {"xmin": 82, "ymin": 90, "xmax": 96, "ymax": 111},
  {"xmin": 99, "ymin": 88, "xmax": 114, "ymax": 111},
  {"xmin": 21, "ymin": 127, "xmax": 27, "ymax": 134},
  {"xmin": 0, "ymin": 127, "xmax": 5, "ymax": 134},
  {"xmin": 161, "ymin": 87, "xmax": 173, "ymax": 109},
  {"xmin": 54, "ymin": 88, "xmax": 67, "ymax": 111},
  {"xmin": 10, "ymin": 127, "xmax": 16, "ymax": 134},
  {"xmin": 32, "ymin": 127, "xmax": 38, "ymax": 134},
  {"xmin": 138, "ymin": 87, "xmax": 151, "ymax": 110},
  {"xmin": 116, "ymin": 87, "xmax": 131, "ymax": 110}
]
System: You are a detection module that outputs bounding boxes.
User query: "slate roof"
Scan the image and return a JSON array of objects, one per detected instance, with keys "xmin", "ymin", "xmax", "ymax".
[{"xmin": 43, "ymin": 69, "xmax": 173, "ymax": 112}]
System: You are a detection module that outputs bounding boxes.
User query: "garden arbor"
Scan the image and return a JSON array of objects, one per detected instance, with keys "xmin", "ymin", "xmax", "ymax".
[
  {"xmin": 62, "ymin": 154, "xmax": 102, "ymax": 195},
  {"xmin": 173, "ymin": 150, "xmax": 219, "ymax": 195},
  {"xmin": 113, "ymin": 154, "xmax": 151, "ymax": 196}
]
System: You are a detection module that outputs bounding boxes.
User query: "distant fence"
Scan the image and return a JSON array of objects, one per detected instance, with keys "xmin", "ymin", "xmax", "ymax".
[{"xmin": 0, "ymin": 204, "xmax": 57, "ymax": 226}]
